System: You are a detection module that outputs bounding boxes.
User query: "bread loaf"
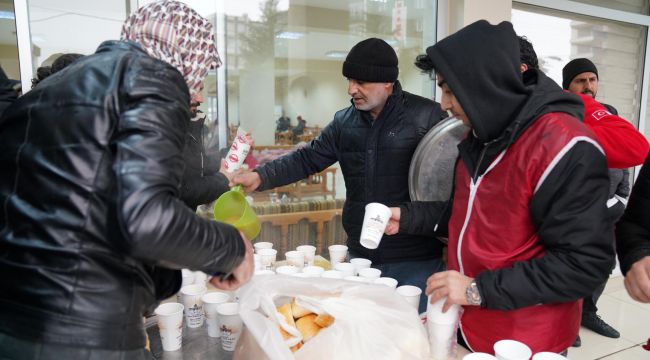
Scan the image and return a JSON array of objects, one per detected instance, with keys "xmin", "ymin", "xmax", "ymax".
[
  {"xmin": 296, "ymin": 314, "xmax": 321, "ymax": 342},
  {"xmin": 291, "ymin": 298, "xmax": 313, "ymax": 318},
  {"xmin": 278, "ymin": 303, "xmax": 297, "ymax": 328},
  {"xmin": 314, "ymin": 314, "xmax": 335, "ymax": 328}
]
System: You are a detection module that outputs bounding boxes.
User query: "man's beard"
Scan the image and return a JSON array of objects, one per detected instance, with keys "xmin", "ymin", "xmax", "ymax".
[{"xmin": 581, "ymin": 90, "xmax": 595, "ymax": 98}]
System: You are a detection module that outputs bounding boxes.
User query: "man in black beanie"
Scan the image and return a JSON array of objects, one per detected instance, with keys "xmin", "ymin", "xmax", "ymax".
[
  {"xmin": 234, "ymin": 38, "xmax": 447, "ymax": 312},
  {"xmin": 562, "ymin": 58, "xmax": 617, "ymax": 112},
  {"xmin": 390, "ymin": 20, "xmax": 613, "ymax": 354}
]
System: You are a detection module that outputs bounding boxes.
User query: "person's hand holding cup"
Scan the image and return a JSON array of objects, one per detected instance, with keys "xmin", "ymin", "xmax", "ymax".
[{"xmin": 210, "ymin": 231, "xmax": 254, "ymax": 291}]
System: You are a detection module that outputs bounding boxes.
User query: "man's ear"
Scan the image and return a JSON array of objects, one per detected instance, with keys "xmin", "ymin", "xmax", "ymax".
[{"xmin": 519, "ymin": 63, "xmax": 528, "ymax": 73}]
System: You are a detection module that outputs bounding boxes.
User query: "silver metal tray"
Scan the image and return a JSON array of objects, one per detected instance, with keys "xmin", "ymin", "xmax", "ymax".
[{"xmin": 409, "ymin": 117, "xmax": 467, "ymax": 201}]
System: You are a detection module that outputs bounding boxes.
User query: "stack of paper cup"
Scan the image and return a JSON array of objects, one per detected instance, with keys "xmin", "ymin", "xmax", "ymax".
[
  {"xmin": 350, "ymin": 258, "xmax": 372, "ymax": 275},
  {"xmin": 180, "ymin": 284, "xmax": 207, "ymax": 328},
  {"xmin": 224, "ymin": 128, "xmax": 251, "ymax": 173},
  {"xmin": 202, "ymin": 292, "xmax": 230, "ymax": 338},
  {"xmin": 328, "ymin": 244, "xmax": 348, "ymax": 266},
  {"xmin": 427, "ymin": 296, "xmax": 460, "ymax": 360},
  {"xmin": 493, "ymin": 340, "xmax": 532, "ymax": 360},
  {"xmin": 154, "ymin": 302, "xmax": 184, "ymax": 352},
  {"xmin": 360, "ymin": 203, "xmax": 392, "ymax": 249},
  {"xmin": 217, "ymin": 302, "xmax": 243, "ymax": 351},
  {"xmin": 296, "ymin": 245, "xmax": 316, "ymax": 266},
  {"xmin": 396, "ymin": 285, "xmax": 422, "ymax": 310}
]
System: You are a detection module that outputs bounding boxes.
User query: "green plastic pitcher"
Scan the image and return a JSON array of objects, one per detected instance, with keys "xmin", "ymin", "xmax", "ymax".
[{"xmin": 213, "ymin": 185, "xmax": 261, "ymax": 240}]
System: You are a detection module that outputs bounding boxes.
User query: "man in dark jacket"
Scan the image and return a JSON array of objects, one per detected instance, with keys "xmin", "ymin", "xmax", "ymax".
[
  {"xmin": 616, "ymin": 153, "xmax": 650, "ymax": 304},
  {"xmin": 0, "ymin": 65, "xmax": 19, "ymax": 116},
  {"xmin": 388, "ymin": 20, "xmax": 613, "ymax": 353},
  {"xmin": 234, "ymin": 38, "xmax": 446, "ymax": 312},
  {"xmin": 0, "ymin": 1, "xmax": 253, "ymax": 358}
]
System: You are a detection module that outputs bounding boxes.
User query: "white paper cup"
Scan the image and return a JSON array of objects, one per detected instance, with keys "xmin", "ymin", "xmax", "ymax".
[
  {"xmin": 358, "ymin": 267, "xmax": 382, "ymax": 280},
  {"xmin": 257, "ymin": 248, "xmax": 277, "ymax": 270},
  {"xmin": 180, "ymin": 284, "xmax": 207, "ymax": 328},
  {"xmin": 374, "ymin": 277, "xmax": 398, "ymax": 289},
  {"xmin": 427, "ymin": 296, "xmax": 460, "ymax": 325},
  {"xmin": 344, "ymin": 275, "xmax": 370, "ymax": 283},
  {"xmin": 253, "ymin": 241, "xmax": 273, "ymax": 253},
  {"xmin": 334, "ymin": 262, "xmax": 356, "ymax": 277},
  {"xmin": 253, "ymin": 254, "xmax": 261, "ymax": 271},
  {"xmin": 181, "ymin": 269, "xmax": 194, "ymax": 288},
  {"xmin": 321, "ymin": 270, "xmax": 344, "ymax": 279},
  {"xmin": 360, "ymin": 203, "xmax": 392, "ymax": 249},
  {"xmin": 193, "ymin": 271, "xmax": 208, "ymax": 286},
  {"xmin": 429, "ymin": 322, "xmax": 457, "ymax": 360},
  {"xmin": 494, "ymin": 340, "xmax": 532, "ymax": 360},
  {"xmin": 328, "ymin": 244, "xmax": 348, "ymax": 266},
  {"xmin": 202, "ymin": 292, "xmax": 231, "ymax": 338},
  {"xmin": 350, "ymin": 258, "xmax": 372, "ymax": 275},
  {"xmin": 303, "ymin": 266, "xmax": 325, "ymax": 277},
  {"xmin": 396, "ymin": 285, "xmax": 422, "ymax": 310},
  {"xmin": 275, "ymin": 265, "xmax": 299, "ymax": 275},
  {"xmin": 532, "ymin": 353, "xmax": 566, "ymax": 360},
  {"xmin": 285, "ymin": 250, "xmax": 305, "ymax": 269},
  {"xmin": 217, "ymin": 302, "xmax": 243, "ymax": 351},
  {"xmin": 154, "ymin": 302, "xmax": 184, "ymax": 352},
  {"xmin": 296, "ymin": 245, "xmax": 317, "ymax": 266},
  {"xmin": 464, "ymin": 352, "xmax": 498, "ymax": 360}
]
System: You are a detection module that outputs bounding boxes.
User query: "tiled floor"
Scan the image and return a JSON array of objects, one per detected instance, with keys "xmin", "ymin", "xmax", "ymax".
[{"xmin": 569, "ymin": 276, "xmax": 650, "ymax": 359}]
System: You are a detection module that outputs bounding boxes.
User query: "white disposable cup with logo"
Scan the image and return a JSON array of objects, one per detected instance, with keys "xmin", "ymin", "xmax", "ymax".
[
  {"xmin": 193, "ymin": 271, "xmax": 208, "ymax": 286},
  {"xmin": 350, "ymin": 258, "xmax": 372, "ymax": 275},
  {"xmin": 396, "ymin": 285, "xmax": 422, "ymax": 310},
  {"xmin": 328, "ymin": 244, "xmax": 348, "ymax": 266},
  {"xmin": 296, "ymin": 245, "xmax": 317, "ymax": 266},
  {"xmin": 217, "ymin": 302, "xmax": 243, "ymax": 352},
  {"xmin": 494, "ymin": 340, "xmax": 532, "ymax": 360},
  {"xmin": 253, "ymin": 241, "xmax": 273, "ymax": 253},
  {"xmin": 303, "ymin": 265, "xmax": 325, "ymax": 277},
  {"xmin": 464, "ymin": 353, "xmax": 498, "ymax": 360},
  {"xmin": 532, "ymin": 353, "xmax": 566, "ymax": 360},
  {"xmin": 359, "ymin": 203, "xmax": 392, "ymax": 249},
  {"xmin": 258, "ymin": 248, "xmax": 277, "ymax": 270},
  {"xmin": 202, "ymin": 292, "xmax": 231, "ymax": 338},
  {"xmin": 285, "ymin": 250, "xmax": 305, "ymax": 269},
  {"xmin": 180, "ymin": 284, "xmax": 207, "ymax": 328},
  {"xmin": 321, "ymin": 270, "xmax": 344, "ymax": 279},
  {"xmin": 275, "ymin": 265, "xmax": 299, "ymax": 275},
  {"xmin": 224, "ymin": 129, "xmax": 251, "ymax": 173},
  {"xmin": 334, "ymin": 262, "xmax": 356, "ymax": 277},
  {"xmin": 358, "ymin": 267, "xmax": 382, "ymax": 280},
  {"xmin": 154, "ymin": 302, "xmax": 184, "ymax": 352},
  {"xmin": 427, "ymin": 296, "xmax": 461, "ymax": 360},
  {"xmin": 374, "ymin": 277, "xmax": 398, "ymax": 289}
]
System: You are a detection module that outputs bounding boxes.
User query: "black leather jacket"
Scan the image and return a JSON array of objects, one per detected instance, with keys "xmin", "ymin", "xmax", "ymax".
[
  {"xmin": 0, "ymin": 41, "xmax": 244, "ymax": 350},
  {"xmin": 256, "ymin": 82, "xmax": 446, "ymax": 263}
]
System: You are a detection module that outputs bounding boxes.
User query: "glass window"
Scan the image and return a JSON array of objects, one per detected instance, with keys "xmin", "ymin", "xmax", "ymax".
[
  {"xmin": 570, "ymin": 0, "xmax": 649, "ymax": 15},
  {"xmin": 27, "ymin": 0, "xmax": 128, "ymax": 85},
  {"xmin": 512, "ymin": 3, "xmax": 647, "ymax": 129},
  {"xmin": 0, "ymin": 1, "xmax": 19, "ymax": 83}
]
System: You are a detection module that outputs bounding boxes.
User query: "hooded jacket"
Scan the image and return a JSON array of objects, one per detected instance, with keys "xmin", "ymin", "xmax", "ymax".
[
  {"xmin": 0, "ymin": 41, "xmax": 244, "ymax": 350},
  {"xmin": 255, "ymin": 81, "xmax": 446, "ymax": 264},
  {"xmin": 401, "ymin": 21, "xmax": 613, "ymax": 353}
]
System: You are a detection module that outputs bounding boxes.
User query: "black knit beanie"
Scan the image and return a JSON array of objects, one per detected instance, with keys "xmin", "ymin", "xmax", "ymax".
[
  {"xmin": 562, "ymin": 58, "xmax": 598, "ymax": 90},
  {"xmin": 342, "ymin": 38, "xmax": 398, "ymax": 83}
]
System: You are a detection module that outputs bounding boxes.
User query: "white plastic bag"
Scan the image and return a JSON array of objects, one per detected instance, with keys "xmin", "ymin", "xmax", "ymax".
[{"xmin": 235, "ymin": 275, "xmax": 431, "ymax": 360}]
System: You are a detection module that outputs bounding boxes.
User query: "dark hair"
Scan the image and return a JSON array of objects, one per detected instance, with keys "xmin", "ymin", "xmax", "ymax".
[
  {"xmin": 518, "ymin": 36, "xmax": 539, "ymax": 70},
  {"xmin": 31, "ymin": 53, "xmax": 84, "ymax": 88},
  {"xmin": 414, "ymin": 54, "xmax": 435, "ymax": 80}
]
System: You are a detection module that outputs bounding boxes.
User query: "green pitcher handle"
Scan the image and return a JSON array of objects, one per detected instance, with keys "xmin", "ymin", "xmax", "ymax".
[{"xmin": 231, "ymin": 185, "xmax": 243, "ymax": 193}]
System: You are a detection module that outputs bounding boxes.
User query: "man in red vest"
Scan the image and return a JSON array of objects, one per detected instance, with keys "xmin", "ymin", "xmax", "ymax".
[{"xmin": 387, "ymin": 20, "xmax": 614, "ymax": 354}]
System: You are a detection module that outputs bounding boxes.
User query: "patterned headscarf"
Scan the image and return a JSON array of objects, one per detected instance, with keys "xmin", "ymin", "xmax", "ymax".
[{"xmin": 121, "ymin": 0, "xmax": 221, "ymax": 97}]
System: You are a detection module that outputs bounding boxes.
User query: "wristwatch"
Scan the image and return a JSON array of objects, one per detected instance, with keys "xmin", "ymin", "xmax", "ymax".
[{"xmin": 465, "ymin": 280, "xmax": 482, "ymax": 306}]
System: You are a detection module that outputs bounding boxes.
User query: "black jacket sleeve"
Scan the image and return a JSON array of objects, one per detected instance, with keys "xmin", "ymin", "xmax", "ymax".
[
  {"xmin": 477, "ymin": 142, "xmax": 614, "ymax": 310},
  {"xmin": 115, "ymin": 57, "xmax": 244, "ymax": 276},
  {"xmin": 256, "ymin": 115, "xmax": 340, "ymax": 190},
  {"xmin": 180, "ymin": 173, "xmax": 230, "ymax": 210},
  {"xmin": 616, "ymin": 154, "xmax": 650, "ymax": 275},
  {"xmin": 399, "ymin": 200, "xmax": 451, "ymax": 237}
]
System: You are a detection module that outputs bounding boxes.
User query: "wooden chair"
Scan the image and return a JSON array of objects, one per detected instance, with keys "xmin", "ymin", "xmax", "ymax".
[
  {"xmin": 257, "ymin": 209, "xmax": 343, "ymax": 256},
  {"xmin": 275, "ymin": 131, "xmax": 294, "ymax": 145},
  {"xmin": 294, "ymin": 168, "xmax": 336, "ymax": 200}
]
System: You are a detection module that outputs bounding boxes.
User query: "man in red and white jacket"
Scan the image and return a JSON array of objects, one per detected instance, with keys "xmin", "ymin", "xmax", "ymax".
[{"xmin": 388, "ymin": 21, "xmax": 615, "ymax": 355}]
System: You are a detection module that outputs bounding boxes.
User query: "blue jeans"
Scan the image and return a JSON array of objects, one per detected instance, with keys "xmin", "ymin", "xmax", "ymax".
[{"xmin": 350, "ymin": 255, "xmax": 446, "ymax": 314}]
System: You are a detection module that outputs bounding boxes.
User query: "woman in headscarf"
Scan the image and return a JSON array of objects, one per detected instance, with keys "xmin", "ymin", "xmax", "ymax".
[{"xmin": 0, "ymin": 1, "xmax": 253, "ymax": 358}]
